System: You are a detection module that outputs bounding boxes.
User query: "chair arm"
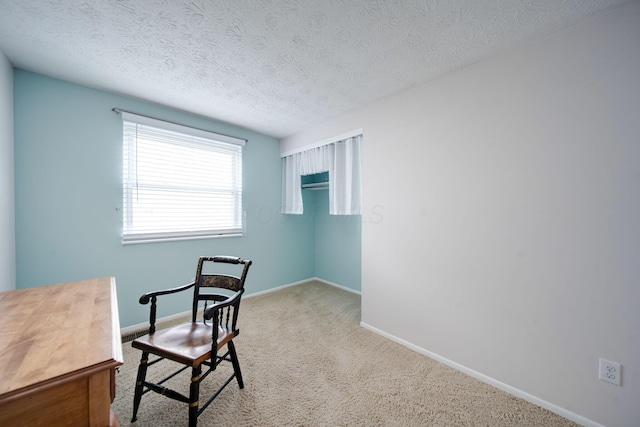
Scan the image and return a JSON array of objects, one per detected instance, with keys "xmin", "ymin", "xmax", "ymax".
[
  {"xmin": 138, "ymin": 282, "xmax": 195, "ymax": 334},
  {"xmin": 203, "ymin": 289, "xmax": 243, "ymax": 321},
  {"xmin": 139, "ymin": 282, "xmax": 195, "ymax": 304}
]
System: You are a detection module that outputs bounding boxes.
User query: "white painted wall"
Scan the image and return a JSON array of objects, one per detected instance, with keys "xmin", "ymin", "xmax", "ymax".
[
  {"xmin": 0, "ymin": 50, "xmax": 15, "ymax": 292},
  {"xmin": 282, "ymin": 2, "xmax": 640, "ymax": 426}
]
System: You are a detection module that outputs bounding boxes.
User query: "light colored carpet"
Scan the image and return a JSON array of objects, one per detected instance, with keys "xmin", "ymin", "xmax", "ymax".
[{"xmin": 113, "ymin": 281, "xmax": 578, "ymax": 426}]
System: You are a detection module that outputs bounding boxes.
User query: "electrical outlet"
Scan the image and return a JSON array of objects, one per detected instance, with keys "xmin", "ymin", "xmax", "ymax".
[{"xmin": 599, "ymin": 358, "xmax": 622, "ymax": 386}]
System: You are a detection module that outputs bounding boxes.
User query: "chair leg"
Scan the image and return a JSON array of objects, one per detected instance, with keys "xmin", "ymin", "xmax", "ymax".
[
  {"xmin": 188, "ymin": 365, "xmax": 202, "ymax": 427},
  {"xmin": 228, "ymin": 341, "xmax": 244, "ymax": 389},
  {"xmin": 131, "ymin": 351, "xmax": 149, "ymax": 422}
]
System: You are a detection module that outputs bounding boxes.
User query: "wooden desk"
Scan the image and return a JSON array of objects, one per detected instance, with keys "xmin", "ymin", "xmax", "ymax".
[{"xmin": 0, "ymin": 277, "xmax": 123, "ymax": 426}]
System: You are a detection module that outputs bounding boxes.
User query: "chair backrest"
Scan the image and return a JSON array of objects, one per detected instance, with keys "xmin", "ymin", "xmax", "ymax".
[{"xmin": 191, "ymin": 256, "xmax": 252, "ymax": 324}]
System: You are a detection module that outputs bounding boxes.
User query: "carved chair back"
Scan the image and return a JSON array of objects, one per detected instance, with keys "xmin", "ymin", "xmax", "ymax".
[{"xmin": 191, "ymin": 256, "xmax": 252, "ymax": 331}]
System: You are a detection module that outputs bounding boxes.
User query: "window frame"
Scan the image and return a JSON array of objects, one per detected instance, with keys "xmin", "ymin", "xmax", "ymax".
[{"xmin": 120, "ymin": 111, "xmax": 246, "ymax": 244}]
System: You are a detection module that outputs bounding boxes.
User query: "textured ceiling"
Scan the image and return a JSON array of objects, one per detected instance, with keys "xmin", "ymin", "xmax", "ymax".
[{"xmin": 0, "ymin": 0, "xmax": 630, "ymax": 138}]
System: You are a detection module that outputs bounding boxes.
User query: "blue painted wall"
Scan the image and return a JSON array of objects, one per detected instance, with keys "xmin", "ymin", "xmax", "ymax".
[
  {"xmin": 14, "ymin": 70, "xmax": 315, "ymax": 327},
  {"xmin": 0, "ymin": 51, "xmax": 15, "ymax": 292},
  {"xmin": 313, "ymin": 191, "xmax": 362, "ymax": 292},
  {"xmin": 305, "ymin": 188, "xmax": 361, "ymax": 292}
]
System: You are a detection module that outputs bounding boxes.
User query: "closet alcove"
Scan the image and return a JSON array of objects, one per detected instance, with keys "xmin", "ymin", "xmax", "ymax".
[
  {"xmin": 301, "ymin": 171, "xmax": 361, "ymax": 293},
  {"xmin": 281, "ymin": 132, "xmax": 363, "ymax": 294}
]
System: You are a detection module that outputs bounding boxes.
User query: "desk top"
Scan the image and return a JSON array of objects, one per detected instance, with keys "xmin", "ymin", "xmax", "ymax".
[{"xmin": 0, "ymin": 277, "xmax": 123, "ymax": 401}]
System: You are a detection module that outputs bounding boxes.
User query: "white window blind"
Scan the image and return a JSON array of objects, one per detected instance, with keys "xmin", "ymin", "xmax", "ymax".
[{"xmin": 121, "ymin": 112, "xmax": 245, "ymax": 244}]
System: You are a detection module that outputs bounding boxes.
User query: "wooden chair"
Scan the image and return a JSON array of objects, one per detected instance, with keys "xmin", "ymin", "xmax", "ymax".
[{"xmin": 131, "ymin": 256, "xmax": 252, "ymax": 427}]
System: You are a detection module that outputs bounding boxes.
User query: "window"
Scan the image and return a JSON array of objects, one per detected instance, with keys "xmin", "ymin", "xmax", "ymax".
[{"xmin": 121, "ymin": 112, "xmax": 245, "ymax": 244}]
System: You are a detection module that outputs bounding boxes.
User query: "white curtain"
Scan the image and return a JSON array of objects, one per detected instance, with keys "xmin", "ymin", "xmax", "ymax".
[{"xmin": 281, "ymin": 135, "xmax": 362, "ymax": 215}]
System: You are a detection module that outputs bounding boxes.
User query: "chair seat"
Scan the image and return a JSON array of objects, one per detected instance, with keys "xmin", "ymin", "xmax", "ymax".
[{"xmin": 132, "ymin": 322, "xmax": 235, "ymax": 367}]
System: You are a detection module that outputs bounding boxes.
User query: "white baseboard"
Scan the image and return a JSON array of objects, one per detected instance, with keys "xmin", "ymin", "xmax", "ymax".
[
  {"xmin": 242, "ymin": 278, "xmax": 310, "ymax": 299},
  {"xmin": 121, "ymin": 277, "xmax": 360, "ymax": 335},
  {"xmin": 120, "ymin": 309, "xmax": 192, "ymax": 336},
  {"xmin": 359, "ymin": 322, "xmax": 603, "ymax": 427},
  {"xmin": 244, "ymin": 277, "xmax": 360, "ymax": 298},
  {"xmin": 311, "ymin": 277, "xmax": 361, "ymax": 295}
]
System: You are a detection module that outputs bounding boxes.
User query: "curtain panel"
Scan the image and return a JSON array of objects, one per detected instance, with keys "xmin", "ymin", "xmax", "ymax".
[{"xmin": 281, "ymin": 135, "xmax": 362, "ymax": 215}]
